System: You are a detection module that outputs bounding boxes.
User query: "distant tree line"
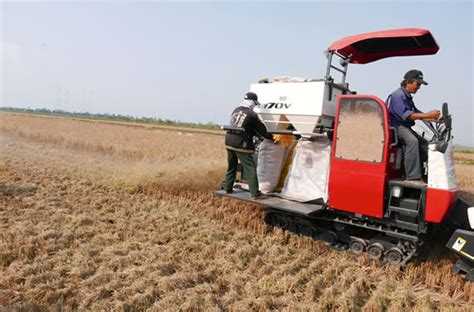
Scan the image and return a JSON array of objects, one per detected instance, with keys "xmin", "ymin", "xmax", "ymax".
[
  {"xmin": 1, "ymin": 106, "xmax": 472, "ymax": 150},
  {"xmin": 0, "ymin": 107, "xmax": 221, "ymax": 130},
  {"xmin": 455, "ymin": 147, "xmax": 474, "ymax": 154}
]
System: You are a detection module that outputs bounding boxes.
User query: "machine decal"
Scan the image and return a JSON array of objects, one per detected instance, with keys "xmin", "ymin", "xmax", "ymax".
[
  {"xmin": 258, "ymin": 102, "xmax": 292, "ymax": 110},
  {"xmin": 452, "ymin": 237, "xmax": 466, "ymax": 252}
]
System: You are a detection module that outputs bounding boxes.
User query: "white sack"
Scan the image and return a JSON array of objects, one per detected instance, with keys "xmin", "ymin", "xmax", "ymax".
[
  {"xmin": 257, "ymin": 139, "xmax": 287, "ymax": 194},
  {"xmin": 280, "ymin": 139, "xmax": 331, "ymax": 202}
]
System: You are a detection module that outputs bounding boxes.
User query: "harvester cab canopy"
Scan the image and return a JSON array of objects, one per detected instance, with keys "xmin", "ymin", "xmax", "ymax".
[
  {"xmin": 327, "ymin": 28, "xmax": 439, "ymax": 64},
  {"xmin": 325, "ymin": 28, "xmax": 439, "ymax": 86}
]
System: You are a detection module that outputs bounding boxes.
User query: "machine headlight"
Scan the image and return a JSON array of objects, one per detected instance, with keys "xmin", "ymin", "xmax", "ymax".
[{"xmin": 468, "ymin": 207, "xmax": 474, "ymax": 229}]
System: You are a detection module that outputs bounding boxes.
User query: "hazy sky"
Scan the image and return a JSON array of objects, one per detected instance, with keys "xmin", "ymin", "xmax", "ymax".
[{"xmin": 1, "ymin": 1, "xmax": 473, "ymax": 146}]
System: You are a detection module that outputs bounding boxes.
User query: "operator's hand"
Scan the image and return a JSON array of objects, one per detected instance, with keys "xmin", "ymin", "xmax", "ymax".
[{"xmin": 426, "ymin": 110, "xmax": 441, "ymax": 120}]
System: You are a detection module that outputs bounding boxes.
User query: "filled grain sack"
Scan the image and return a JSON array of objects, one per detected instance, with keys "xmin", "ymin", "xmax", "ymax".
[
  {"xmin": 280, "ymin": 138, "xmax": 331, "ymax": 202},
  {"xmin": 257, "ymin": 139, "xmax": 287, "ymax": 194}
]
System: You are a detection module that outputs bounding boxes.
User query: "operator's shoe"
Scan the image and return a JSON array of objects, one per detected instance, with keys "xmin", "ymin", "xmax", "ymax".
[
  {"xmin": 225, "ymin": 189, "xmax": 234, "ymax": 194},
  {"xmin": 250, "ymin": 193, "xmax": 267, "ymax": 200}
]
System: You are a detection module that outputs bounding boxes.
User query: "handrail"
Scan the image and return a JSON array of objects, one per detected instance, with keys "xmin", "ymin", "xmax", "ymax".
[{"xmin": 389, "ymin": 127, "xmax": 398, "ymax": 147}]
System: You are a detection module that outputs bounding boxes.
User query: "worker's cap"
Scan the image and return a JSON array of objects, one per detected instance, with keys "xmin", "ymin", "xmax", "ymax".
[
  {"xmin": 244, "ymin": 92, "xmax": 258, "ymax": 101},
  {"xmin": 404, "ymin": 69, "xmax": 428, "ymax": 85}
]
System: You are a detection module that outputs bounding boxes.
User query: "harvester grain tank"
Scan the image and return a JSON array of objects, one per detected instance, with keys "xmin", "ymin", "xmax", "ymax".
[{"xmin": 217, "ymin": 28, "xmax": 474, "ymax": 280}]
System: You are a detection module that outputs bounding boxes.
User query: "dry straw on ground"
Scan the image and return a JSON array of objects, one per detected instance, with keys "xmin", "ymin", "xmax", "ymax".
[{"xmin": 0, "ymin": 113, "xmax": 473, "ymax": 311}]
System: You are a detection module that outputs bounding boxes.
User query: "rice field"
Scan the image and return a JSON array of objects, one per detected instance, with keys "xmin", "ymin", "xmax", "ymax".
[{"xmin": 0, "ymin": 112, "xmax": 473, "ymax": 311}]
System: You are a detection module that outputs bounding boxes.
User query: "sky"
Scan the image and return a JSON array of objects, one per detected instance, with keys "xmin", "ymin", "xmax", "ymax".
[{"xmin": 1, "ymin": 0, "xmax": 473, "ymax": 146}]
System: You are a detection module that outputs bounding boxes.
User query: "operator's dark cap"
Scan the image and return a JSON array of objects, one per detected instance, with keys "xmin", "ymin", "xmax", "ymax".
[
  {"xmin": 404, "ymin": 69, "xmax": 428, "ymax": 85},
  {"xmin": 244, "ymin": 92, "xmax": 258, "ymax": 101}
]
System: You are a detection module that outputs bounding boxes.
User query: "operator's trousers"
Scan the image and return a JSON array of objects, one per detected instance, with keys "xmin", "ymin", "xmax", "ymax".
[
  {"xmin": 397, "ymin": 126, "xmax": 429, "ymax": 180},
  {"xmin": 223, "ymin": 149, "xmax": 259, "ymax": 197}
]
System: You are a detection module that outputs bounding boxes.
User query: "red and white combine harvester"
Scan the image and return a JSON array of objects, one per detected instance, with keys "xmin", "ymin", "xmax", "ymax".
[{"xmin": 217, "ymin": 29, "xmax": 474, "ymax": 281}]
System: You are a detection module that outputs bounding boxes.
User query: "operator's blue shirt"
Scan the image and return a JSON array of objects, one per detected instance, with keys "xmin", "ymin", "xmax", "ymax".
[{"xmin": 386, "ymin": 87, "xmax": 421, "ymax": 128}]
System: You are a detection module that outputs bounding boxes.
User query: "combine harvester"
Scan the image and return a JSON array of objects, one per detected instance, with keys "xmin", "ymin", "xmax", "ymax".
[{"xmin": 216, "ymin": 29, "xmax": 473, "ymax": 281}]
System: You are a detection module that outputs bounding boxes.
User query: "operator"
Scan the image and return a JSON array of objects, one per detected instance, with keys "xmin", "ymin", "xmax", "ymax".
[
  {"xmin": 223, "ymin": 92, "xmax": 274, "ymax": 200},
  {"xmin": 386, "ymin": 69, "xmax": 440, "ymax": 183}
]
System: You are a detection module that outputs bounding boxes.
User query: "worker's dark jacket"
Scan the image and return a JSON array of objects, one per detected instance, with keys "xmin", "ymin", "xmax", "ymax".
[{"xmin": 225, "ymin": 104, "xmax": 273, "ymax": 153}]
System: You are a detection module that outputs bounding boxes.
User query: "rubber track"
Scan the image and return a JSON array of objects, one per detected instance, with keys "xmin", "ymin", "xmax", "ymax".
[{"xmin": 264, "ymin": 209, "xmax": 422, "ymax": 266}]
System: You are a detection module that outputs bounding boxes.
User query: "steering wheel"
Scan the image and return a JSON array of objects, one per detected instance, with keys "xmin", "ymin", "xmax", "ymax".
[{"xmin": 422, "ymin": 103, "xmax": 452, "ymax": 152}]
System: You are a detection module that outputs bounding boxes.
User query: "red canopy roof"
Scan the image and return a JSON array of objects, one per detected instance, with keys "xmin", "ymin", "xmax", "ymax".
[{"xmin": 328, "ymin": 28, "xmax": 439, "ymax": 64}]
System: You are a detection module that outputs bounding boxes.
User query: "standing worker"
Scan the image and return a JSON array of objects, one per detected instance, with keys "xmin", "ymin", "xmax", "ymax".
[
  {"xmin": 386, "ymin": 70, "xmax": 441, "ymax": 183},
  {"xmin": 223, "ymin": 92, "xmax": 274, "ymax": 199}
]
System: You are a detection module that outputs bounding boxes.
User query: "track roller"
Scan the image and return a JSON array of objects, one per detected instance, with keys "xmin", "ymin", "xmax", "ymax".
[
  {"xmin": 298, "ymin": 224, "xmax": 314, "ymax": 237},
  {"xmin": 349, "ymin": 238, "xmax": 367, "ymax": 255},
  {"xmin": 367, "ymin": 242, "xmax": 385, "ymax": 260},
  {"xmin": 385, "ymin": 247, "xmax": 404, "ymax": 265},
  {"xmin": 316, "ymin": 231, "xmax": 338, "ymax": 246},
  {"xmin": 333, "ymin": 223, "xmax": 345, "ymax": 231}
]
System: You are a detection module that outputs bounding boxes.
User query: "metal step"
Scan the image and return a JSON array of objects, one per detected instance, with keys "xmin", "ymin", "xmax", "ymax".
[
  {"xmin": 215, "ymin": 189, "xmax": 325, "ymax": 216},
  {"xmin": 388, "ymin": 206, "xmax": 419, "ymax": 217},
  {"xmin": 389, "ymin": 179, "xmax": 427, "ymax": 189},
  {"xmin": 399, "ymin": 198, "xmax": 419, "ymax": 210}
]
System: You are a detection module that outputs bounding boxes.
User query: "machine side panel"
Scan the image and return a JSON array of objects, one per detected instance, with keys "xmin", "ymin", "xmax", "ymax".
[
  {"xmin": 425, "ymin": 140, "xmax": 458, "ymax": 223},
  {"xmin": 329, "ymin": 162, "xmax": 387, "ymax": 218},
  {"xmin": 328, "ymin": 95, "xmax": 390, "ymax": 219},
  {"xmin": 251, "ymin": 81, "xmax": 337, "ymax": 116},
  {"xmin": 428, "ymin": 141, "xmax": 457, "ymax": 190},
  {"xmin": 250, "ymin": 81, "xmax": 341, "ymax": 133},
  {"xmin": 425, "ymin": 187, "xmax": 459, "ymax": 223}
]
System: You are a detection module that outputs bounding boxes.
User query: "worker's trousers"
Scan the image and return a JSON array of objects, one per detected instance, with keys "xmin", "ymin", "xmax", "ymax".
[
  {"xmin": 397, "ymin": 126, "xmax": 428, "ymax": 180},
  {"xmin": 223, "ymin": 149, "xmax": 259, "ymax": 197}
]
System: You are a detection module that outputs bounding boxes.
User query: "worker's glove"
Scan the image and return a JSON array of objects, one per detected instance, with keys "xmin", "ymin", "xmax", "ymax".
[
  {"xmin": 271, "ymin": 134, "xmax": 278, "ymax": 145},
  {"xmin": 273, "ymin": 134, "xmax": 293, "ymax": 147}
]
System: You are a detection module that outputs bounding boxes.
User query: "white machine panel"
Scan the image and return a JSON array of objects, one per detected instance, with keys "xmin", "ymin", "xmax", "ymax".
[
  {"xmin": 428, "ymin": 141, "xmax": 457, "ymax": 190},
  {"xmin": 250, "ymin": 81, "xmax": 340, "ymax": 134}
]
